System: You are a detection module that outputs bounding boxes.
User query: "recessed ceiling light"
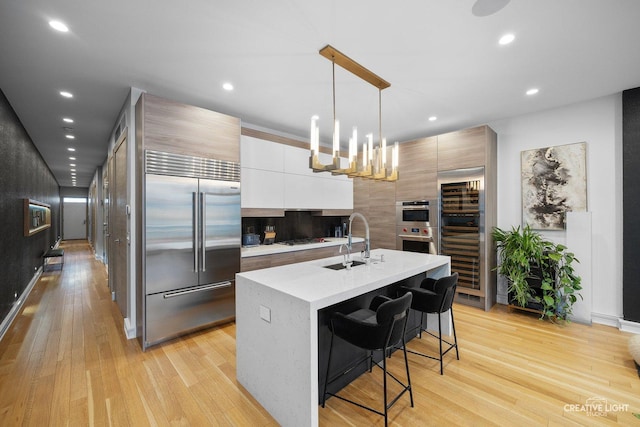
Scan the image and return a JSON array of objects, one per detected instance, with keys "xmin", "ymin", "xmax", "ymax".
[
  {"xmin": 69, "ymin": 156, "xmax": 76, "ymax": 160},
  {"xmin": 65, "ymin": 134, "xmax": 75, "ymax": 139},
  {"xmin": 63, "ymin": 117, "xmax": 74, "ymax": 123},
  {"xmin": 222, "ymin": 82, "xmax": 234, "ymax": 91},
  {"xmin": 526, "ymin": 88, "xmax": 539, "ymax": 96},
  {"xmin": 49, "ymin": 20, "xmax": 69, "ymax": 33},
  {"xmin": 499, "ymin": 33, "xmax": 515, "ymax": 45},
  {"xmin": 428, "ymin": 116, "xmax": 437, "ymax": 122},
  {"xmin": 70, "ymin": 168, "xmax": 76, "ymax": 172},
  {"xmin": 67, "ymin": 147, "xmax": 76, "ymax": 152},
  {"xmin": 60, "ymin": 91, "xmax": 73, "ymax": 98},
  {"xmin": 70, "ymin": 163, "xmax": 76, "ymax": 167}
]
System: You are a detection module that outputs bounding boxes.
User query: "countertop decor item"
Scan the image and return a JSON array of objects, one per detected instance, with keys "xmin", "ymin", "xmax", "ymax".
[
  {"xmin": 309, "ymin": 45, "xmax": 398, "ymax": 182},
  {"xmin": 492, "ymin": 224, "xmax": 582, "ymax": 321}
]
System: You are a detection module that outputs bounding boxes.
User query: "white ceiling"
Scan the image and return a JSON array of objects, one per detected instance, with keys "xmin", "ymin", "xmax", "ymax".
[{"xmin": 1, "ymin": 0, "xmax": 640, "ymax": 188}]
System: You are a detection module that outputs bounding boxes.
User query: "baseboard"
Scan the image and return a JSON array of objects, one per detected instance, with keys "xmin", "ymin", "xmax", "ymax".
[
  {"xmin": 592, "ymin": 312, "xmax": 620, "ymax": 328},
  {"xmin": 620, "ymin": 319, "xmax": 640, "ymax": 334},
  {"xmin": 0, "ymin": 267, "xmax": 42, "ymax": 343},
  {"xmin": 123, "ymin": 317, "xmax": 137, "ymax": 340}
]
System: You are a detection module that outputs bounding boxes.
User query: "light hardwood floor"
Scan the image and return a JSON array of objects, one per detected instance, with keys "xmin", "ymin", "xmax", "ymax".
[{"xmin": 0, "ymin": 241, "xmax": 639, "ymax": 426}]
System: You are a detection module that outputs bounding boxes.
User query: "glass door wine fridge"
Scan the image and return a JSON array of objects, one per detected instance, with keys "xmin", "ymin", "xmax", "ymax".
[{"xmin": 439, "ymin": 167, "xmax": 488, "ymax": 306}]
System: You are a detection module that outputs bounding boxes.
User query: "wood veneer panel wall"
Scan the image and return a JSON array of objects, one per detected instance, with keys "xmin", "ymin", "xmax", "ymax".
[
  {"xmin": 623, "ymin": 87, "xmax": 640, "ymax": 322},
  {"xmin": 140, "ymin": 93, "xmax": 240, "ymax": 162}
]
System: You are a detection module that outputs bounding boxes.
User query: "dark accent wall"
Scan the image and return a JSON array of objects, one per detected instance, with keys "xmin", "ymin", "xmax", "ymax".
[
  {"xmin": 623, "ymin": 87, "xmax": 640, "ymax": 322},
  {"xmin": 0, "ymin": 89, "xmax": 60, "ymax": 323}
]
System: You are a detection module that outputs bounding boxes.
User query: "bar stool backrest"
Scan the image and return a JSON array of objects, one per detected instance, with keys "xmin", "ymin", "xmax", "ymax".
[{"xmin": 377, "ymin": 292, "xmax": 413, "ymax": 348}]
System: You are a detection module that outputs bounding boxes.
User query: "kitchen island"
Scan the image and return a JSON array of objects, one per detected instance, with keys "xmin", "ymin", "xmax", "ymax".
[{"xmin": 235, "ymin": 249, "xmax": 450, "ymax": 427}]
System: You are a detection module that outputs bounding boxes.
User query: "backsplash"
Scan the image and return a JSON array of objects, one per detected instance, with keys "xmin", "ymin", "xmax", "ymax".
[{"xmin": 242, "ymin": 211, "xmax": 348, "ymax": 243}]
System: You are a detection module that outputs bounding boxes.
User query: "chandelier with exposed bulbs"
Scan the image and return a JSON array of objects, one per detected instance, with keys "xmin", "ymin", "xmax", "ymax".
[{"xmin": 309, "ymin": 45, "xmax": 398, "ymax": 181}]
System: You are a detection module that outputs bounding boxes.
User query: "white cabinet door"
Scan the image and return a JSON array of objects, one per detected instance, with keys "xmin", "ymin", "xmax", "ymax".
[
  {"xmin": 241, "ymin": 135, "xmax": 284, "ymax": 172},
  {"xmin": 283, "ymin": 144, "xmax": 313, "ymax": 176},
  {"xmin": 243, "ymin": 139, "xmax": 354, "ymax": 210},
  {"xmin": 321, "ymin": 178, "xmax": 354, "ymax": 209},
  {"xmin": 284, "ymin": 174, "xmax": 320, "ymax": 209},
  {"xmin": 241, "ymin": 168, "xmax": 285, "ymax": 208}
]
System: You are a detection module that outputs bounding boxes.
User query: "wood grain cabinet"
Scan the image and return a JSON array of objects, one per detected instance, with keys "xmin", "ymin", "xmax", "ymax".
[
  {"xmin": 352, "ymin": 124, "xmax": 498, "ymax": 310},
  {"xmin": 137, "ymin": 93, "xmax": 240, "ymax": 162},
  {"xmin": 395, "ymin": 136, "xmax": 437, "ymax": 201},
  {"xmin": 352, "ymin": 178, "xmax": 396, "ymax": 250},
  {"xmin": 437, "ymin": 125, "xmax": 498, "ymax": 311},
  {"xmin": 437, "ymin": 125, "xmax": 495, "ymax": 172},
  {"xmin": 241, "ymin": 242, "xmax": 365, "ymax": 272}
]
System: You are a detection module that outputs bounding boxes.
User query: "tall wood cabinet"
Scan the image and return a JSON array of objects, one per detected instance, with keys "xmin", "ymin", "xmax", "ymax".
[
  {"xmin": 352, "ymin": 124, "xmax": 497, "ymax": 311},
  {"xmin": 437, "ymin": 125, "xmax": 497, "ymax": 311}
]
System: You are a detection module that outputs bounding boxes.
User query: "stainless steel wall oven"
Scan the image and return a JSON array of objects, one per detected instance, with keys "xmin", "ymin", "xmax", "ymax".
[{"xmin": 396, "ymin": 200, "xmax": 438, "ymax": 254}]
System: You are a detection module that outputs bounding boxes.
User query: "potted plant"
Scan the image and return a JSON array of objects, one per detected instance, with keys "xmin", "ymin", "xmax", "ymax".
[{"xmin": 492, "ymin": 224, "xmax": 582, "ymax": 321}]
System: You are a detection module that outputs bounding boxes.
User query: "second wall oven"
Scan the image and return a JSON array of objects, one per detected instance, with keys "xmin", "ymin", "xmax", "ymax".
[{"xmin": 396, "ymin": 200, "xmax": 438, "ymax": 254}]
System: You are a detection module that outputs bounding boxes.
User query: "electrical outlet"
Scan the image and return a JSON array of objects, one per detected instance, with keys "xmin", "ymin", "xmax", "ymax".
[{"xmin": 259, "ymin": 305, "xmax": 271, "ymax": 323}]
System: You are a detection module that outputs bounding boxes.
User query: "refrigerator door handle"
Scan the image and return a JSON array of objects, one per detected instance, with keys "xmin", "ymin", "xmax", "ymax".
[
  {"xmin": 162, "ymin": 281, "xmax": 233, "ymax": 298},
  {"xmin": 193, "ymin": 192, "xmax": 199, "ymax": 272},
  {"xmin": 200, "ymin": 192, "xmax": 206, "ymax": 272}
]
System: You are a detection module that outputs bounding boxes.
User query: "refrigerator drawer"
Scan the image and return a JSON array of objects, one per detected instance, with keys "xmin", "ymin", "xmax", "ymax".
[{"xmin": 145, "ymin": 281, "xmax": 235, "ymax": 348}]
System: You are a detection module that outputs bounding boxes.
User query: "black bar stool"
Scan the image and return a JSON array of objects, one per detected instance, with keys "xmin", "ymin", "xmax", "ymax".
[
  {"xmin": 400, "ymin": 272, "xmax": 459, "ymax": 375},
  {"xmin": 322, "ymin": 292, "xmax": 414, "ymax": 427}
]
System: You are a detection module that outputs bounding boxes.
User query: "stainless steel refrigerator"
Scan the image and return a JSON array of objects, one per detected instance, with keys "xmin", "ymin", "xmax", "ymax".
[{"xmin": 143, "ymin": 150, "xmax": 240, "ymax": 349}]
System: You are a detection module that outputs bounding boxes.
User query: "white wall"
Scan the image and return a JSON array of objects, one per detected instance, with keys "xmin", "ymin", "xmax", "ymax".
[{"xmin": 489, "ymin": 93, "xmax": 623, "ymax": 325}]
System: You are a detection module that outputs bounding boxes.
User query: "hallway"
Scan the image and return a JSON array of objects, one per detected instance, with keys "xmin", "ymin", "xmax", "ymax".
[
  {"xmin": 0, "ymin": 241, "xmax": 275, "ymax": 426},
  {"xmin": 1, "ymin": 241, "xmax": 639, "ymax": 426}
]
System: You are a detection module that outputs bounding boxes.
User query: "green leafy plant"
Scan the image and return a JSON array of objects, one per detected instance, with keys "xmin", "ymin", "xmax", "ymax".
[{"xmin": 492, "ymin": 224, "xmax": 583, "ymax": 321}]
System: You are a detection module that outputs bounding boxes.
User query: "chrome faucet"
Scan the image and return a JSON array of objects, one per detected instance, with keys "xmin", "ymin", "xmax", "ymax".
[
  {"xmin": 348, "ymin": 212, "xmax": 370, "ymax": 259},
  {"xmin": 339, "ymin": 243, "xmax": 352, "ymax": 267}
]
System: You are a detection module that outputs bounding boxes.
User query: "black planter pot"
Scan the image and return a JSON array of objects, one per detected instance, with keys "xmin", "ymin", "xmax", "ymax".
[{"xmin": 508, "ymin": 263, "xmax": 552, "ymax": 313}]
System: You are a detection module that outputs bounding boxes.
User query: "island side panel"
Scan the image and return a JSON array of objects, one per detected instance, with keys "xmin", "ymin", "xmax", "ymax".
[{"xmin": 236, "ymin": 274, "xmax": 317, "ymax": 427}]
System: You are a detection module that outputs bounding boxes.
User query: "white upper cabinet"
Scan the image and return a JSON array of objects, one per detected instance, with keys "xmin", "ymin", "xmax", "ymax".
[
  {"xmin": 241, "ymin": 134, "xmax": 353, "ymax": 210},
  {"xmin": 241, "ymin": 135, "xmax": 284, "ymax": 171},
  {"xmin": 241, "ymin": 168, "xmax": 285, "ymax": 209}
]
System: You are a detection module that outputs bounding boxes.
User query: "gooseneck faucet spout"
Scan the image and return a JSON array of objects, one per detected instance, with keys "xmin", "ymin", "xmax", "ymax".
[{"xmin": 348, "ymin": 212, "xmax": 370, "ymax": 259}]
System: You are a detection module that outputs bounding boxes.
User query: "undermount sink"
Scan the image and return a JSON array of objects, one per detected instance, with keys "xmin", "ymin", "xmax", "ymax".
[{"xmin": 323, "ymin": 260, "xmax": 367, "ymax": 270}]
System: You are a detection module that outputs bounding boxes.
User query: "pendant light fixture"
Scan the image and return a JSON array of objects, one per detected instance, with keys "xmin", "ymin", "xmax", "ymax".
[{"xmin": 309, "ymin": 45, "xmax": 398, "ymax": 181}]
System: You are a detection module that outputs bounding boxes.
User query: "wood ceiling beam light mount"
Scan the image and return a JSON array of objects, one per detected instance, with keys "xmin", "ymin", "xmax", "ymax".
[{"xmin": 318, "ymin": 45, "xmax": 391, "ymax": 90}]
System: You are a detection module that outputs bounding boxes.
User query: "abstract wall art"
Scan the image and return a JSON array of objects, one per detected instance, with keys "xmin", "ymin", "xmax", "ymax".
[{"xmin": 521, "ymin": 142, "xmax": 587, "ymax": 230}]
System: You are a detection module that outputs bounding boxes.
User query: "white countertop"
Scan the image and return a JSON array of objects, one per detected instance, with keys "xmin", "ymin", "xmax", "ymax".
[
  {"xmin": 237, "ymin": 248, "xmax": 450, "ymax": 310},
  {"xmin": 241, "ymin": 237, "xmax": 364, "ymax": 258}
]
